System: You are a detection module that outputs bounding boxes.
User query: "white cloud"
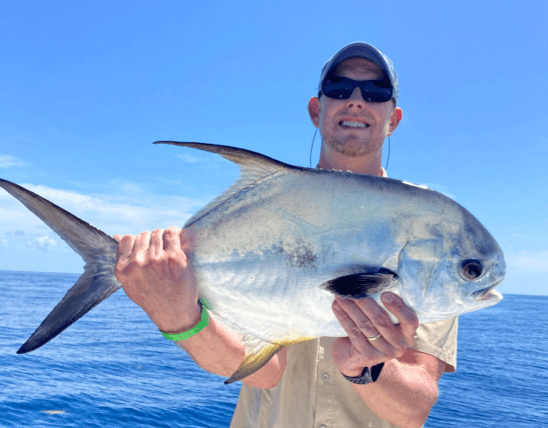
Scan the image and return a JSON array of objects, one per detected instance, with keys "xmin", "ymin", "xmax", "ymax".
[
  {"xmin": 421, "ymin": 183, "xmax": 456, "ymax": 200},
  {"xmin": 507, "ymin": 250, "xmax": 548, "ymax": 274},
  {"xmin": 34, "ymin": 235, "xmax": 57, "ymax": 251},
  {"xmin": 0, "ymin": 181, "xmax": 216, "ymax": 272},
  {"xmin": 0, "ymin": 154, "xmax": 29, "ymax": 169},
  {"xmin": 177, "ymin": 153, "xmax": 202, "ymax": 163},
  {"xmin": 0, "ymin": 182, "xmax": 211, "ymax": 239}
]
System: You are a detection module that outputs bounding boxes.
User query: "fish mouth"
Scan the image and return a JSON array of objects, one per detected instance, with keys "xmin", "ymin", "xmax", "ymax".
[{"xmin": 471, "ymin": 280, "xmax": 503, "ymax": 301}]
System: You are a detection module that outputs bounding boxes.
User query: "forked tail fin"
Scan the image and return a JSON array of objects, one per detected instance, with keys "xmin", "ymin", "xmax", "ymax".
[{"xmin": 0, "ymin": 179, "xmax": 121, "ymax": 353}]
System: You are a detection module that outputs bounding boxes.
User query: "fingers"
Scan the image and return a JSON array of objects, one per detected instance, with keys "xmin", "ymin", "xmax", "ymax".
[
  {"xmin": 334, "ymin": 296, "xmax": 403, "ymax": 360},
  {"xmin": 333, "ymin": 293, "xmax": 419, "ymax": 363},
  {"xmin": 334, "ymin": 298, "xmax": 380, "ymax": 340},
  {"xmin": 115, "ymin": 230, "xmax": 159, "ymax": 279},
  {"xmin": 116, "ymin": 234, "xmax": 136, "ymax": 264},
  {"xmin": 332, "ymin": 299, "xmax": 381, "ymax": 364},
  {"xmin": 162, "ymin": 226, "xmax": 183, "ymax": 252},
  {"xmin": 149, "ymin": 229, "xmax": 163, "ymax": 258},
  {"xmin": 381, "ymin": 292, "xmax": 419, "ymax": 344},
  {"xmin": 116, "ymin": 227, "xmax": 184, "ymax": 265}
]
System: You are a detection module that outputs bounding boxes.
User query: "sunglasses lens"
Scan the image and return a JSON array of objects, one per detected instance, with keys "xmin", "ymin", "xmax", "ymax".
[
  {"xmin": 322, "ymin": 79, "xmax": 355, "ymax": 99},
  {"xmin": 322, "ymin": 78, "xmax": 393, "ymax": 103},
  {"xmin": 361, "ymin": 83, "xmax": 392, "ymax": 103}
]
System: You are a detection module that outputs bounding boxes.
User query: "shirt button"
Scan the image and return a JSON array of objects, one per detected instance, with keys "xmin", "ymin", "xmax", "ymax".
[{"xmin": 322, "ymin": 373, "xmax": 330, "ymax": 382}]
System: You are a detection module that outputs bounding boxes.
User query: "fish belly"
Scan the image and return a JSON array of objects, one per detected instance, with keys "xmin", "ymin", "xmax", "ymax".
[{"xmin": 186, "ymin": 172, "xmax": 399, "ymax": 342}]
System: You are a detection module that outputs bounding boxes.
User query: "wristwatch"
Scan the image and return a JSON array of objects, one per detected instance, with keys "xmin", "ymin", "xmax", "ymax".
[{"xmin": 342, "ymin": 363, "xmax": 385, "ymax": 385}]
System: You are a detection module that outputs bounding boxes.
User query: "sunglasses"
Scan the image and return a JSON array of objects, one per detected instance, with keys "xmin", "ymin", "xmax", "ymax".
[{"xmin": 320, "ymin": 77, "xmax": 393, "ymax": 103}]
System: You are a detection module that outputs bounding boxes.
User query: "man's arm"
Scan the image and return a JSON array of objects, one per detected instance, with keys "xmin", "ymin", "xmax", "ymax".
[
  {"xmin": 114, "ymin": 227, "xmax": 286, "ymax": 389},
  {"xmin": 175, "ymin": 312, "xmax": 287, "ymax": 389},
  {"xmin": 352, "ymin": 350, "xmax": 445, "ymax": 428},
  {"xmin": 332, "ymin": 296, "xmax": 444, "ymax": 428}
]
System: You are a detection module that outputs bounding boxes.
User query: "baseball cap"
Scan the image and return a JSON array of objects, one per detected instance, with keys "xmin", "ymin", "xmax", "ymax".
[{"xmin": 318, "ymin": 42, "xmax": 399, "ymax": 103}]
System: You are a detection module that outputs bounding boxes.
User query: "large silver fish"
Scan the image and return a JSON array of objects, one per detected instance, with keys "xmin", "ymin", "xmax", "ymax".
[{"xmin": 0, "ymin": 142, "xmax": 505, "ymax": 384}]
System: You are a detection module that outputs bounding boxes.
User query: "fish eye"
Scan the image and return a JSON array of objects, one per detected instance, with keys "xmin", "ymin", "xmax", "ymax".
[{"xmin": 460, "ymin": 259, "xmax": 483, "ymax": 280}]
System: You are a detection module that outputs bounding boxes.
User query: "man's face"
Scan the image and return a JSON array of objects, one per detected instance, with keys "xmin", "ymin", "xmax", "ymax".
[{"xmin": 309, "ymin": 57, "xmax": 402, "ymax": 158}]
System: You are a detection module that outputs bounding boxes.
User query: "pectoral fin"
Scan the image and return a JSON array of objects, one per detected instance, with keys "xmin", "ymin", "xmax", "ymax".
[{"xmin": 321, "ymin": 268, "xmax": 399, "ymax": 299}]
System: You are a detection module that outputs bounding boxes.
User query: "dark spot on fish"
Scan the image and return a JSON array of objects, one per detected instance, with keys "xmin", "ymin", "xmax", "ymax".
[{"xmin": 274, "ymin": 239, "xmax": 318, "ymax": 271}]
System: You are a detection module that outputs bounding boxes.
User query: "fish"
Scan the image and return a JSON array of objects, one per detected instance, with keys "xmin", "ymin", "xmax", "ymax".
[{"xmin": 0, "ymin": 141, "xmax": 505, "ymax": 384}]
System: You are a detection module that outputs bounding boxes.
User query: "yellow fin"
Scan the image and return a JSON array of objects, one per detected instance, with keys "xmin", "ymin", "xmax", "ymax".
[{"xmin": 225, "ymin": 335, "xmax": 314, "ymax": 385}]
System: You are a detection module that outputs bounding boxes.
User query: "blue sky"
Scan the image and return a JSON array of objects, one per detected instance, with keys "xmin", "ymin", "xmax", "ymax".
[{"xmin": 0, "ymin": 0, "xmax": 546, "ymax": 296}]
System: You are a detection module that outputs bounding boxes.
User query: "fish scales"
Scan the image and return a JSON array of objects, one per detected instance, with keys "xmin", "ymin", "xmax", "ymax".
[{"xmin": 188, "ymin": 164, "xmax": 494, "ymax": 342}]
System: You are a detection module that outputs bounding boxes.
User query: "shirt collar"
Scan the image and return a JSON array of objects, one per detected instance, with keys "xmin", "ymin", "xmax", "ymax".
[{"xmin": 316, "ymin": 164, "xmax": 388, "ymax": 177}]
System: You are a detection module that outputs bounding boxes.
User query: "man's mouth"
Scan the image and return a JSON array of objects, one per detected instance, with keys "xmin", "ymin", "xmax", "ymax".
[{"xmin": 339, "ymin": 120, "xmax": 370, "ymax": 129}]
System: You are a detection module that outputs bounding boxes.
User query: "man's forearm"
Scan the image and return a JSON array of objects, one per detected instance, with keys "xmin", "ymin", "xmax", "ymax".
[
  {"xmin": 176, "ymin": 314, "xmax": 286, "ymax": 389},
  {"xmin": 352, "ymin": 358, "xmax": 439, "ymax": 428},
  {"xmin": 113, "ymin": 229, "xmax": 285, "ymax": 390}
]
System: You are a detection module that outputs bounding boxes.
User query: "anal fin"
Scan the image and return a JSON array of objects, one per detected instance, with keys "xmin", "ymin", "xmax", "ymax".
[
  {"xmin": 225, "ymin": 335, "xmax": 314, "ymax": 385},
  {"xmin": 225, "ymin": 341, "xmax": 283, "ymax": 385}
]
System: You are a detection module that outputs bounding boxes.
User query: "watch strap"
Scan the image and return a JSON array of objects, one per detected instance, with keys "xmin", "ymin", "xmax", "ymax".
[{"xmin": 342, "ymin": 362, "xmax": 385, "ymax": 385}]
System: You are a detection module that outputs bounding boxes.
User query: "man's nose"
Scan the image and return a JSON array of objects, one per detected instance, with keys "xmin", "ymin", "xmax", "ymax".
[{"xmin": 345, "ymin": 87, "xmax": 366, "ymax": 109}]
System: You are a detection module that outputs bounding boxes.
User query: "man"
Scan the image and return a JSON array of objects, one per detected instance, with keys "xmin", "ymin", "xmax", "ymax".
[{"xmin": 115, "ymin": 42, "xmax": 458, "ymax": 428}]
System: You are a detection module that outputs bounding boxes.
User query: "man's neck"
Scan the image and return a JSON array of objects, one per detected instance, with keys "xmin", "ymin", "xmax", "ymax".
[{"xmin": 318, "ymin": 147, "xmax": 384, "ymax": 176}]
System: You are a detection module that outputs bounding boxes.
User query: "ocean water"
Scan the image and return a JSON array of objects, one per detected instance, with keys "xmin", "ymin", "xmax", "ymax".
[{"xmin": 0, "ymin": 270, "xmax": 547, "ymax": 427}]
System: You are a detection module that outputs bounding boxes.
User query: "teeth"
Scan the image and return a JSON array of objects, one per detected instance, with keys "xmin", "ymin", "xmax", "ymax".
[{"xmin": 340, "ymin": 121, "xmax": 368, "ymax": 128}]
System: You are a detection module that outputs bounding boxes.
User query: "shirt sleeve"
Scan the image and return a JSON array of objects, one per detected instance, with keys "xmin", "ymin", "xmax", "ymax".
[{"xmin": 410, "ymin": 317, "xmax": 458, "ymax": 372}]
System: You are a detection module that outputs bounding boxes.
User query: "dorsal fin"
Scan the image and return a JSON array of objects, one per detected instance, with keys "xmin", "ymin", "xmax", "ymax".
[{"xmin": 154, "ymin": 141, "xmax": 295, "ymax": 227}]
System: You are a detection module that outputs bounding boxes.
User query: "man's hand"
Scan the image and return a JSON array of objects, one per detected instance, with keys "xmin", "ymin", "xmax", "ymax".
[
  {"xmin": 331, "ymin": 292, "xmax": 419, "ymax": 377},
  {"xmin": 114, "ymin": 226, "xmax": 201, "ymax": 333}
]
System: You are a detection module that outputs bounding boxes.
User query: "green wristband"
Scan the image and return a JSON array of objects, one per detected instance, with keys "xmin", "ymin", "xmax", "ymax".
[{"xmin": 160, "ymin": 299, "xmax": 210, "ymax": 341}]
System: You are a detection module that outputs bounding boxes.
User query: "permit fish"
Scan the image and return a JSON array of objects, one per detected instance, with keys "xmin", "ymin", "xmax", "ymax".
[{"xmin": 0, "ymin": 142, "xmax": 505, "ymax": 384}]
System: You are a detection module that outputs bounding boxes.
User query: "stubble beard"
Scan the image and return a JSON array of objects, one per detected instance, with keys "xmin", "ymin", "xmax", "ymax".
[{"xmin": 321, "ymin": 134, "xmax": 381, "ymax": 158}]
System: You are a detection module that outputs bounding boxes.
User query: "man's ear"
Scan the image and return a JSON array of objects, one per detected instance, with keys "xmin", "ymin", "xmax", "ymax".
[
  {"xmin": 308, "ymin": 97, "xmax": 321, "ymax": 128},
  {"xmin": 387, "ymin": 107, "xmax": 403, "ymax": 136}
]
